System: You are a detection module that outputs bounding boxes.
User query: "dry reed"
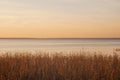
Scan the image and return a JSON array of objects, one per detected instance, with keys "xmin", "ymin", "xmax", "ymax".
[{"xmin": 0, "ymin": 52, "xmax": 120, "ymax": 80}]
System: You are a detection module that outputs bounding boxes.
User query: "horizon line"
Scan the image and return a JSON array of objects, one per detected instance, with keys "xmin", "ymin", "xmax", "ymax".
[{"xmin": 0, "ymin": 37, "xmax": 120, "ymax": 39}]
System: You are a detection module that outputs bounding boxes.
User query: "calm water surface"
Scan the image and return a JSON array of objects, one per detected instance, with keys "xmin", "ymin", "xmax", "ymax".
[
  {"xmin": 0, "ymin": 38, "xmax": 120, "ymax": 47},
  {"xmin": 0, "ymin": 38, "xmax": 120, "ymax": 54}
]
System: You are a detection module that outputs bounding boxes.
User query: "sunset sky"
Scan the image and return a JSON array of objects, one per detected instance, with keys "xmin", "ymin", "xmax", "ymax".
[{"xmin": 0, "ymin": 0, "xmax": 120, "ymax": 38}]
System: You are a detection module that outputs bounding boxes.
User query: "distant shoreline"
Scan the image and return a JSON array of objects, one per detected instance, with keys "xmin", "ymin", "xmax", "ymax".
[{"xmin": 0, "ymin": 38, "xmax": 120, "ymax": 40}]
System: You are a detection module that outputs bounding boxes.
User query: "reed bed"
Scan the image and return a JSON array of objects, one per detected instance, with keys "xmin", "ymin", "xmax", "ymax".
[{"xmin": 0, "ymin": 52, "xmax": 120, "ymax": 80}]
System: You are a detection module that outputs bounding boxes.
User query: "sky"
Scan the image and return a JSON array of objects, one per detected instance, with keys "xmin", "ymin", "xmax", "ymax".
[{"xmin": 0, "ymin": 0, "xmax": 120, "ymax": 38}]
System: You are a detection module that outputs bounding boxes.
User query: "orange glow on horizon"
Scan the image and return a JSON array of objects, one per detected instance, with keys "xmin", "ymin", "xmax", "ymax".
[{"xmin": 0, "ymin": 0, "xmax": 120, "ymax": 38}]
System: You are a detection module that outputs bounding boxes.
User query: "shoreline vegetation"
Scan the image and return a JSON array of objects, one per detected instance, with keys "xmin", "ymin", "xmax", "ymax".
[{"xmin": 0, "ymin": 51, "xmax": 120, "ymax": 80}]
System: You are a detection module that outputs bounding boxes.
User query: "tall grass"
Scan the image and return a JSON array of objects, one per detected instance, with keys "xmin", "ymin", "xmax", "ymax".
[{"xmin": 0, "ymin": 52, "xmax": 120, "ymax": 80}]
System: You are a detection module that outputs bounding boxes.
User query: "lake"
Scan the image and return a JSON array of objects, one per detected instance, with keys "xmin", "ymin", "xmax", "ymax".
[{"xmin": 0, "ymin": 38, "xmax": 120, "ymax": 54}]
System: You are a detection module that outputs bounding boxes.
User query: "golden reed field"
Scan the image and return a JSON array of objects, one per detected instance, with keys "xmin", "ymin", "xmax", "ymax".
[{"xmin": 0, "ymin": 51, "xmax": 120, "ymax": 80}]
